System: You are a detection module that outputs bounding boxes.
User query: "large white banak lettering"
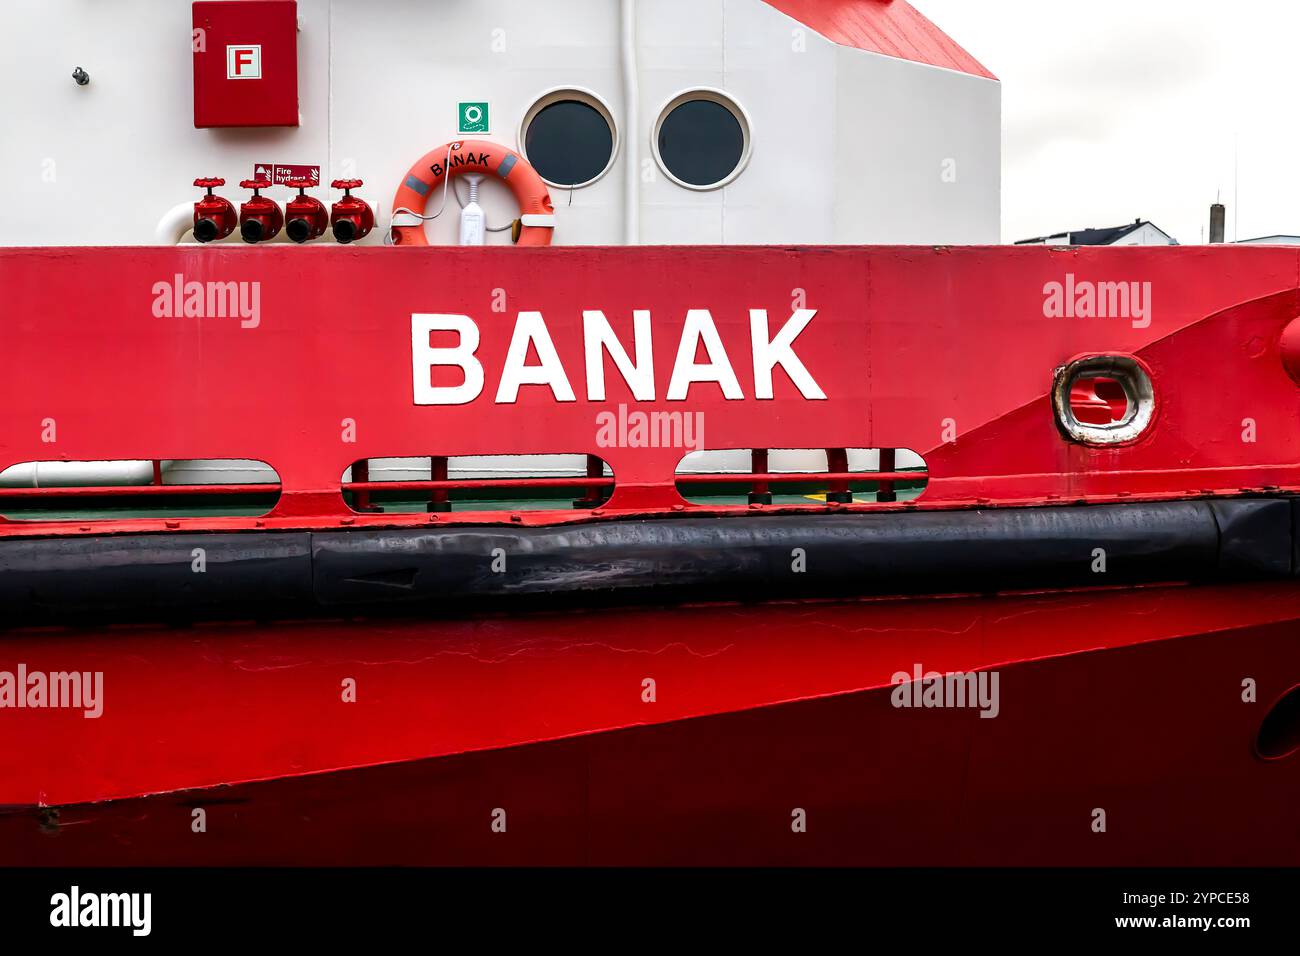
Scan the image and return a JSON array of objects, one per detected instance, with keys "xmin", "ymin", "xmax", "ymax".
[{"xmin": 411, "ymin": 309, "xmax": 826, "ymax": 405}]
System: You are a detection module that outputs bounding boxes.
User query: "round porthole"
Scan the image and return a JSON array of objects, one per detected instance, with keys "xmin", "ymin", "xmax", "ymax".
[
  {"xmin": 653, "ymin": 89, "xmax": 752, "ymax": 190},
  {"xmin": 519, "ymin": 88, "xmax": 619, "ymax": 189}
]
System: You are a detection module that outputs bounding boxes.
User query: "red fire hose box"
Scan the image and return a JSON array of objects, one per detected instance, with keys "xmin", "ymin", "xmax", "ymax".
[{"xmin": 192, "ymin": 0, "xmax": 299, "ymax": 128}]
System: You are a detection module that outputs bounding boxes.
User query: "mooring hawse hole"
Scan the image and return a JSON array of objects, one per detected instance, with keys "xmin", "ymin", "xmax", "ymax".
[{"xmin": 1256, "ymin": 683, "xmax": 1300, "ymax": 760}]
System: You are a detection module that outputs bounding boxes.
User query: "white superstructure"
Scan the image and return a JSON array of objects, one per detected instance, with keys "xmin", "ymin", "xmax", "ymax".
[{"xmin": 1, "ymin": 0, "xmax": 999, "ymax": 248}]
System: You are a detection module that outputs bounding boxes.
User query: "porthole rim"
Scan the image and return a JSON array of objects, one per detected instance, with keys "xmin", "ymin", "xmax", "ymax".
[
  {"xmin": 651, "ymin": 87, "xmax": 754, "ymax": 192},
  {"xmin": 517, "ymin": 86, "xmax": 621, "ymax": 191}
]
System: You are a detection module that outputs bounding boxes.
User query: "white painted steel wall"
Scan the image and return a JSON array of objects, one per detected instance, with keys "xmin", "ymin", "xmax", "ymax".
[{"xmin": 0, "ymin": 0, "xmax": 1000, "ymax": 247}]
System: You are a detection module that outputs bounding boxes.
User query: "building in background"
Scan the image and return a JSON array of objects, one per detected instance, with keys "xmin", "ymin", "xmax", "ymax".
[
  {"xmin": 1235, "ymin": 235, "xmax": 1300, "ymax": 245},
  {"xmin": 1015, "ymin": 219, "xmax": 1177, "ymax": 246}
]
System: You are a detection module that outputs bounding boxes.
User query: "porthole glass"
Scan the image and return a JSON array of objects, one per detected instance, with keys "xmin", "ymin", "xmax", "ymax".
[
  {"xmin": 520, "ymin": 89, "xmax": 618, "ymax": 189},
  {"xmin": 654, "ymin": 90, "xmax": 751, "ymax": 190}
]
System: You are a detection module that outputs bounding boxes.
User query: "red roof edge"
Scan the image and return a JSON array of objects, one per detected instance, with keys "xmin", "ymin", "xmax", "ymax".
[{"xmin": 760, "ymin": 0, "xmax": 997, "ymax": 80}]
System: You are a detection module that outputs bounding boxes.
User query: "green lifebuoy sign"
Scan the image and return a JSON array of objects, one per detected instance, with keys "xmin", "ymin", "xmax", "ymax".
[{"xmin": 458, "ymin": 102, "xmax": 490, "ymax": 134}]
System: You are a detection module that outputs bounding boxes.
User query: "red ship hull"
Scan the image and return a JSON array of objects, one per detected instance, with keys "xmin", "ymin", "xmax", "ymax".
[
  {"xmin": 4, "ymin": 582, "xmax": 1300, "ymax": 866},
  {"xmin": 4, "ymin": 245, "xmax": 1300, "ymax": 865}
]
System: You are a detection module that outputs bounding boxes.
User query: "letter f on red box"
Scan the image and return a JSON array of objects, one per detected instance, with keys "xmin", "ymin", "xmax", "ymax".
[{"xmin": 227, "ymin": 45, "xmax": 261, "ymax": 79}]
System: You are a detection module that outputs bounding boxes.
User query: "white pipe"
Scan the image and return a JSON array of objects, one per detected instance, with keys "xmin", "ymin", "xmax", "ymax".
[
  {"xmin": 621, "ymin": 0, "xmax": 639, "ymax": 245},
  {"xmin": 154, "ymin": 199, "xmax": 314, "ymax": 246},
  {"xmin": 154, "ymin": 201, "xmax": 195, "ymax": 244},
  {"xmin": 0, "ymin": 459, "xmax": 284, "ymax": 488},
  {"xmin": 0, "ymin": 460, "xmax": 164, "ymax": 488}
]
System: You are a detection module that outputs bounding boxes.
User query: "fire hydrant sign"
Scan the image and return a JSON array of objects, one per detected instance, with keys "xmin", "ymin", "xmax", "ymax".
[
  {"xmin": 253, "ymin": 164, "xmax": 321, "ymax": 186},
  {"xmin": 459, "ymin": 102, "xmax": 490, "ymax": 134}
]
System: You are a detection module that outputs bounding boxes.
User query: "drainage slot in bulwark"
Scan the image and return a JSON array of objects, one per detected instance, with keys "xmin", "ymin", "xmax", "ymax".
[
  {"xmin": 0, "ymin": 459, "xmax": 281, "ymax": 521},
  {"xmin": 1256, "ymin": 683, "xmax": 1300, "ymax": 760},
  {"xmin": 675, "ymin": 447, "xmax": 928, "ymax": 506},
  {"xmin": 341, "ymin": 454, "xmax": 613, "ymax": 514}
]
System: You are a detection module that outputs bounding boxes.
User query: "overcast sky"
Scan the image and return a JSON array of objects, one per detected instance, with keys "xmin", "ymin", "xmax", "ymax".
[{"xmin": 909, "ymin": 0, "xmax": 1300, "ymax": 244}]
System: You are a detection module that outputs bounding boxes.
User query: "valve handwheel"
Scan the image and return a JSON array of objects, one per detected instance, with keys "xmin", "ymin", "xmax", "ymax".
[
  {"xmin": 238, "ymin": 178, "xmax": 283, "ymax": 243},
  {"xmin": 329, "ymin": 178, "xmax": 373, "ymax": 244},
  {"xmin": 192, "ymin": 177, "xmax": 237, "ymax": 243},
  {"xmin": 284, "ymin": 178, "xmax": 328, "ymax": 243}
]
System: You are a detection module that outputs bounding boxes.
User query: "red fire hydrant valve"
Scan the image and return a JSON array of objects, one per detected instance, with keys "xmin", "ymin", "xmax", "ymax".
[
  {"xmin": 238, "ymin": 178, "xmax": 283, "ymax": 243},
  {"xmin": 192, "ymin": 177, "xmax": 236, "ymax": 243},
  {"xmin": 285, "ymin": 178, "xmax": 328, "ymax": 244},
  {"xmin": 330, "ymin": 179, "xmax": 374, "ymax": 244}
]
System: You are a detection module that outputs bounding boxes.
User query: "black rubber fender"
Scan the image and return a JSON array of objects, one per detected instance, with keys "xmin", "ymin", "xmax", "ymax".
[
  {"xmin": 0, "ymin": 532, "xmax": 313, "ymax": 623},
  {"xmin": 310, "ymin": 500, "xmax": 1288, "ymax": 607},
  {"xmin": 0, "ymin": 500, "xmax": 1293, "ymax": 626}
]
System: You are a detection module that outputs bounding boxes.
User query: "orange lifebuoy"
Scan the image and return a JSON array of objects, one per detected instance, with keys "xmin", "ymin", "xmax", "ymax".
[{"xmin": 391, "ymin": 140, "xmax": 555, "ymax": 247}]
